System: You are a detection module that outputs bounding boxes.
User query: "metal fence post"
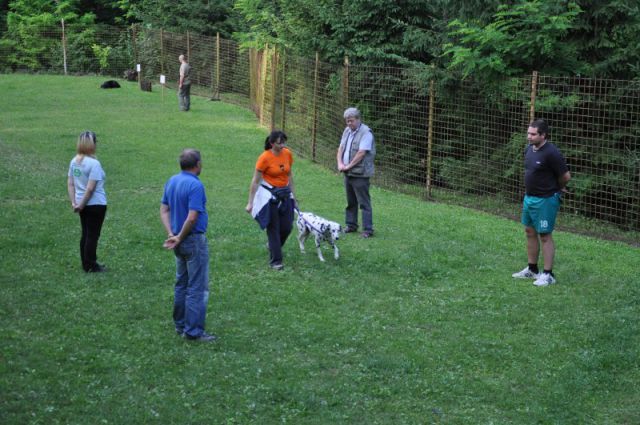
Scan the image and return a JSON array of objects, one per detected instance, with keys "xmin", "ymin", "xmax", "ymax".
[
  {"xmin": 131, "ymin": 25, "xmax": 138, "ymax": 69},
  {"xmin": 160, "ymin": 28, "xmax": 164, "ymax": 77},
  {"xmin": 343, "ymin": 56, "xmax": 349, "ymax": 107},
  {"xmin": 259, "ymin": 45, "xmax": 269, "ymax": 125},
  {"xmin": 280, "ymin": 49, "xmax": 286, "ymax": 131},
  {"xmin": 426, "ymin": 79, "xmax": 435, "ymax": 199},
  {"xmin": 529, "ymin": 70, "xmax": 538, "ymax": 122},
  {"xmin": 270, "ymin": 48, "xmax": 278, "ymax": 132},
  {"xmin": 214, "ymin": 32, "xmax": 220, "ymax": 99},
  {"xmin": 312, "ymin": 52, "xmax": 319, "ymax": 162},
  {"xmin": 249, "ymin": 48, "xmax": 256, "ymax": 110},
  {"xmin": 60, "ymin": 18, "xmax": 68, "ymax": 75},
  {"xmin": 187, "ymin": 31, "xmax": 191, "ymax": 62}
]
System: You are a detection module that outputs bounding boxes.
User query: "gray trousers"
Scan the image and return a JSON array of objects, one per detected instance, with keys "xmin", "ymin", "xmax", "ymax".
[
  {"xmin": 344, "ymin": 175, "xmax": 373, "ymax": 232},
  {"xmin": 178, "ymin": 83, "xmax": 191, "ymax": 111}
]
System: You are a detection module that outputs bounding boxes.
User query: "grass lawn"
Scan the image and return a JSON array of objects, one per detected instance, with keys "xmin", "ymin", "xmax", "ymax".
[{"xmin": 1, "ymin": 74, "xmax": 639, "ymax": 424}]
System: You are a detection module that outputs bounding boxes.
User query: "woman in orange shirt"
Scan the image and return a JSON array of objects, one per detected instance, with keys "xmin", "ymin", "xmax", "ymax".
[{"xmin": 246, "ymin": 130, "xmax": 297, "ymax": 270}]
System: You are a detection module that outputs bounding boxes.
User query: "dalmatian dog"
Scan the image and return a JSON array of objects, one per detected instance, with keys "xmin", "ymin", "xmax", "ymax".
[{"xmin": 295, "ymin": 210, "xmax": 342, "ymax": 262}]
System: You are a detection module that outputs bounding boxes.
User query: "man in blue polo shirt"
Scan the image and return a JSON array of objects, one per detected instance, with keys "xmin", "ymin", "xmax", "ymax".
[
  {"xmin": 512, "ymin": 119, "xmax": 571, "ymax": 287},
  {"xmin": 160, "ymin": 149, "xmax": 216, "ymax": 341}
]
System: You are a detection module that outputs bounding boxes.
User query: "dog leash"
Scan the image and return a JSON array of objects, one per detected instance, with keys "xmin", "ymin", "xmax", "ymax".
[{"xmin": 294, "ymin": 207, "xmax": 326, "ymax": 235}]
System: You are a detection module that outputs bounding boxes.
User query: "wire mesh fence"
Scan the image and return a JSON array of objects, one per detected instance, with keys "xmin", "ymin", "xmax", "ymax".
[
  {"xmin": 0, "ymin": 23, "xmax": 135, "ymax": 76},
  {"xmin": 1, "ymin": 23, "xmax": 638, "ymax": 234}
]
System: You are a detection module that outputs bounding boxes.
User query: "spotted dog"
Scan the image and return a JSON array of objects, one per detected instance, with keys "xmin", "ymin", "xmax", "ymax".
[{"xmin": 295, "ymin": 210, "xmax": 342, "ymax": 262}]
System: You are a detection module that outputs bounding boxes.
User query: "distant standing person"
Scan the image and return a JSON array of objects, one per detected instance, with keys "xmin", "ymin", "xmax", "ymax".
[
  {"xmin": 160, "ymin": 149, "xmax": 216, "ymax": 342},
  {"xmin": 336, "ymin": 107, "xmax": 376, "ymax": 238},
  {"xmin": 246, "ymin": 130, "xmax": 297, "ymax": 270},
  {"xmin": 512, "ymin": 119, "xmax": 571, "ymax": 287},
  {"xmin": 178, "ymin": 54, "xmax": 191, "ymax": 111},
  {"xmin": 67, "ymin": 131, "xmax": 107, "ymax": 273}
]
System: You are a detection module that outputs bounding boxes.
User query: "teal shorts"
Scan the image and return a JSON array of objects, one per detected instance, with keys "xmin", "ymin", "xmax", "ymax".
[{"xmin": 521, "ymin": 193, "xmax": 561, "ymax": 234}]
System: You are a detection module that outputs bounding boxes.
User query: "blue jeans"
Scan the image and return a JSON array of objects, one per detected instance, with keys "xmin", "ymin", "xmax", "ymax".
[{"xmin": 173, "ymin": 233, "xmax": 209, "ymax": 338}]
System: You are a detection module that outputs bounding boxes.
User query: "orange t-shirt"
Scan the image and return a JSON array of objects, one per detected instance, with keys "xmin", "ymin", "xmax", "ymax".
[{"xmin": 256, "ymin": 148, "xmax": 293, "ymax": 187}]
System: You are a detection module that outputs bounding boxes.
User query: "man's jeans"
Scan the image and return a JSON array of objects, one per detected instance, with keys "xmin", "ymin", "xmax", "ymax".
[
  {"xmin": 178, "ymin": 83, "xmax": 191, "ymax": 111},
  {"xmin": 344, "ymin": 176, "xmax": 373, "ymax": 232},
  {"xmin": 173, "ymin": 233, "xmax": 209, "ymax": 338}
]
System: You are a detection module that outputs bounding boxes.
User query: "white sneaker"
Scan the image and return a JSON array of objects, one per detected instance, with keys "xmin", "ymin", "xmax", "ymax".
[
  {"xmin": 533, "ymin": 273, "xmax": 556, "ymax": 287},
  {"xmin": 512, "ymin": 267, "xmax": 539, "ymax": 279}
]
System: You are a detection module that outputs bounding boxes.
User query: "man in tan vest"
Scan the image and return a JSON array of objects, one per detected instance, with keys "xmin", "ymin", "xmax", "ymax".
[{"xmin": 336, "ymin": 107, "xmax": 376, "ymax": 238}]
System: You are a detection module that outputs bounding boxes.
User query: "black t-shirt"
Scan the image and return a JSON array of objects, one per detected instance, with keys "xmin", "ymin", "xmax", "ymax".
[{"xmin": 524, "ymin": 142, "xmax": 569, "ymax": 197}]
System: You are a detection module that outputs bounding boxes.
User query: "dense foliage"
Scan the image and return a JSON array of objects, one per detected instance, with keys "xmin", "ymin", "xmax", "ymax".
[
  {"xmin": 125, "ymin": 0, "xmax": 239, "ymax": 37},
  {"xmin": 0, "ymin": 1, "xmax": 637, "ymax": 230},
  {"xmin": 2, "ymin": 0, "xmax": 638, "ymax": 78},
  {"xmin": 444, "ymin": 2, "xmax": 584, "ymax": 80},
  {"xmin": 234, "ymin": 0, "xmax": 640, "ymax": 79}
]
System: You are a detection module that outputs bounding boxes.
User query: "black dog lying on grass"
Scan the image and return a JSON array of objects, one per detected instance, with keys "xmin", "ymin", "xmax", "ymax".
[{"xmin": 100, "ymin": 80, "xmax": 121, "ymax": 89}]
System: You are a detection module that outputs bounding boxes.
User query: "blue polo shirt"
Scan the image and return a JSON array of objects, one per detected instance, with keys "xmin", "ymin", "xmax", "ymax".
[{"xmin": 161, "ymin": 171, "xmax": 208, "ymax": 235}]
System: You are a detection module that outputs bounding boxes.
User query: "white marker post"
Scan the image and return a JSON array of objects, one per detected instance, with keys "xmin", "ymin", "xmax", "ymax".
[
  {"xmin": 136, "ymin": 64, "xmax": 141, "ymax": 89},
  {"xmin": 160, "ymin": 75, "xmax": 166, "ymax": 103}
]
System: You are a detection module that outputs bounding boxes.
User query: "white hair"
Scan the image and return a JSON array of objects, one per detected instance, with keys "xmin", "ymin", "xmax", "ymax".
[{"xmin": 343, "ymin": 107, "xmax": 361, "ymax": 120}]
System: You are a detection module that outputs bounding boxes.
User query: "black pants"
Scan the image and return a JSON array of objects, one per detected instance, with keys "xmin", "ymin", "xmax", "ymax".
[
  {"xmin": 79, "ymin": 205, "xmax": 107, "ymax": 271},
  {"xmin": 266, "ymin": 199, "xmax": 294, "ymax": 266}
]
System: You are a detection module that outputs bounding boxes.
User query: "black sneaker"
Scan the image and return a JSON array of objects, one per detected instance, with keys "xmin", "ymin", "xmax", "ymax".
[
  {"xmin": 270, "ymin": 263, "xmax": 284, "ymax": 271},
  {"xmin": 185, "ymin": 332, "xmax": 218, "ymax": 342},
  {"xmin": 344, "ymin": 227, "xmax": 358, "ymax": 234}
]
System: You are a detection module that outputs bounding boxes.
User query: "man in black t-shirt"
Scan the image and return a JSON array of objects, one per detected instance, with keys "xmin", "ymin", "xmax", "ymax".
[{"xmin": 512, "ymin": 119, "xmax": 571, "ymax": 287}]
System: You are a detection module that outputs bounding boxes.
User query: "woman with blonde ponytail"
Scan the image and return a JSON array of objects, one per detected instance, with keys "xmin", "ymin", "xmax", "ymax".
[{"xmin": 67, "ymin": 131, "xmax": 108, "ymax": 273}]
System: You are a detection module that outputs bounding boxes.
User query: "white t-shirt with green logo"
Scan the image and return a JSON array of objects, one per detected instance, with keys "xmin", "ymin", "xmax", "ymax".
[{"xmin": 68, "ymin": 156, "xmax": 107, "ymax": 205}]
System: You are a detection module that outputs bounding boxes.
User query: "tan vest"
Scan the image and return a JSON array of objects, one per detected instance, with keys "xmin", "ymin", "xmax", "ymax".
[{"xmin": 340, "ymin": 123, "xmax": 375, "ymax": 177}]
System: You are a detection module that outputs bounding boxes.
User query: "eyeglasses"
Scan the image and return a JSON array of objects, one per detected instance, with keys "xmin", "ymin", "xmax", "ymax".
[{"xmin": 274, "ymin": 140, "xmax": 286, "ymax": 145}]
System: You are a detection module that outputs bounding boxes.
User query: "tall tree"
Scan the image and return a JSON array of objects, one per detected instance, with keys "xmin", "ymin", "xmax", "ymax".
[
  {"xmin": 128, "ymin": 0, "xmax": 239, "ymax": 37},
  {"xmin": 4, "ymin": 0, "xmax": 102, "ymax": 71},
  {"xmin": 444, "ymin": 1, "xmax": 584, "ymax": 80},
  {"xmin": 76, "ymin": 0, "xmax": 133, "ymax": 25},
  {"xmin": 235, "ymin": 0, "xmax": 445, "ymax": 65},
  {"xmin": 571, "ymin": 0, "xmax": 640, "ymax": 78},
  {"xmin": 1, "ymin": 0, "xmax": 10, "ymax": 31},
  {"xmin": 444, "ymin": 0, "xmax": 640, "ymax": 80}
]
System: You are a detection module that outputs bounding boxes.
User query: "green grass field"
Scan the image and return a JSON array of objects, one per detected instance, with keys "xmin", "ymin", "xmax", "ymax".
[{"xmin": 1, "ymin": 74, "xmax": 638, "ymax": 424}]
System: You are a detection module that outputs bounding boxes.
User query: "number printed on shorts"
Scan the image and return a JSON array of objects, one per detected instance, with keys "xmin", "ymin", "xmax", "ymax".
[{"xmin": 540, "ymin": 220, "xmax": 549, "ymax": 230}]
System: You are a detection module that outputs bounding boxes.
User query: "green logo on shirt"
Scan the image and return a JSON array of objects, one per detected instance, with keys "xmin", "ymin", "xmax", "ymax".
[{"xmin": 73, "ymin": 168, "xmax": 81, "ymax": 177}]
